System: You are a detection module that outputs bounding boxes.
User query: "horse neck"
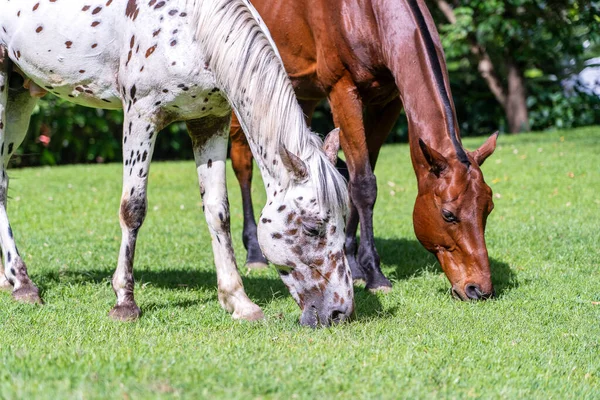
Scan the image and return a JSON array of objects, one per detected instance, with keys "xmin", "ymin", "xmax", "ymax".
[
  {"xmin": 373, "ymin": 0, "xmax": 469, "ymax": 176},
  {"xmin": 191, "ymin": 0, "xmax": 310, "ymax": 190}
]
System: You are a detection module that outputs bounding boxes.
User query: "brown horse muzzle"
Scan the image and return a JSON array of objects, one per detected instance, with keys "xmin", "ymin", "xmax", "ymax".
[{"xmin": 436, "ymin": 249, "xmax": 494, "ymax": 301}]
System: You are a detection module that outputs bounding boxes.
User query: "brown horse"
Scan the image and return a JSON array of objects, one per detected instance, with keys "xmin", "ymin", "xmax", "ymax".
[{"xmin": 229, "ymin": 0, "xmax": 498, "ymax": 300}]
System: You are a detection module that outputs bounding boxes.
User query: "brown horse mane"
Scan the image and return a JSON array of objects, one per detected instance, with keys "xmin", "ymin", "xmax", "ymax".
[{"xmin": 406, "ymin": 0, "xmax": 470, "ymax": 167}]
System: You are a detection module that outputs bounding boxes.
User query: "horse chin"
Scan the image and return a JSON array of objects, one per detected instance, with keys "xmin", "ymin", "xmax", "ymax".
[{"xmin": 450, "ymin": 285, "xmax": 469, "ymax": 301}]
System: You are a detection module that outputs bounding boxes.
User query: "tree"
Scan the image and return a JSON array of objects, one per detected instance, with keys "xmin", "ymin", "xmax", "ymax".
[{"xmin": 429, "ymin": 0, "xmax": 600, "ymax": 133}]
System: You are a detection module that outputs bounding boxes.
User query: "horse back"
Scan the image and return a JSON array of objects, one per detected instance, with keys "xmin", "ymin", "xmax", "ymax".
[{"xmin": 250, "ymin": 0, "xmax": 395, "ymax": 103}]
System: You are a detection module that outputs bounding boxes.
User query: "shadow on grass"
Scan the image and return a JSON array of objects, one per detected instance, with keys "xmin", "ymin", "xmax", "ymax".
[
  {"xmin": 374, "ymin": 237, "xmax": 518, "ymax": 298},
  {"xmin": 33, "ymin": 238, "xmax": 516, "ymax": 321},
  {"xmin": 36, "ymin": 265, "xmax": 386, "ymax": 322}
]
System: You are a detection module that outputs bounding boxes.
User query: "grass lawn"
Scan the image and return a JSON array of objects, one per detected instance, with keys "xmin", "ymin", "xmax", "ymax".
[{"xmin": 0, "ymin": 126, "xmax": 599, "ymax": 399}]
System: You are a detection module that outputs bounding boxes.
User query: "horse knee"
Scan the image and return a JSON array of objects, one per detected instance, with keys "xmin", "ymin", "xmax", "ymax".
[
  {"xmin": 349, "ymin": 172, "xmax": 377, "ymax": 209},
  {"xmin": 203, "ymin": 199, "xmax": 230, "ymax": 233},
  {"xmin": 120, "ymin": 194, "xmax": 147, "ymax": 232}
]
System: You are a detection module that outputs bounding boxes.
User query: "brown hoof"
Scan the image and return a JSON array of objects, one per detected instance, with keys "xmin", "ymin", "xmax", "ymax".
[
  {"xmin": 368, "ymin": 285, "xmax": 392, "ymax": 294},
  {"xmin": 108, "ymin": 303, "xmax": 141, "ymax": 321},
  {"xmin": 12, "ymin": 285, "xmax": 43, "ymax": 304}
]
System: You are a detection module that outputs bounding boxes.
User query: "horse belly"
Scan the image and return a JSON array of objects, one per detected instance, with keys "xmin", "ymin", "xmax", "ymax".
[{"xmin": 0, "ymin": 0, "xmax": 125, "ymax": 109}]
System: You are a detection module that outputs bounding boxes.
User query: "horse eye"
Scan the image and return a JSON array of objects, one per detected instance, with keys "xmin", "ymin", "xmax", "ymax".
[{"xmin": 442, "ymin": 209, "xmax": 458, "ymax": 223}]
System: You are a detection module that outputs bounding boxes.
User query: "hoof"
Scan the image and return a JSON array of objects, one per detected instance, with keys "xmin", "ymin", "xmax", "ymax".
[
  {"xmin": 365, "ymin": 274, "xmax": 393, "ymax": 294},
  {"xmin": 367, "ymin": 285, "xmax": 393, "ymax": 294},
  {"xmin": 0, "ymin": 278, "xmax": 12, "ymax": 291},
  {"xmin": 245, "ymin": 261, "xmax": 269, "ymax": 271},
  {"xmin": 109, "ymin": 303, "xmax": 141, "ymax": 321},
  {"xmin": 12, "ymin": 285, "xmax": 43, "ymax": 304},
  {"xmin": 232, "ymin": 304, "xmax": 265, "ymax": 321},
  {"xmin": 353, "ymin": 278, "xmax": 366, "ymax": 287}
]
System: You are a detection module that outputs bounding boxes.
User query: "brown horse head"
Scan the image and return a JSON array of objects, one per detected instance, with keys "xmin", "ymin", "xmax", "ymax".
[{"xmin": 413, "ymin": 132, "xmax": 498, "ymax": 300}]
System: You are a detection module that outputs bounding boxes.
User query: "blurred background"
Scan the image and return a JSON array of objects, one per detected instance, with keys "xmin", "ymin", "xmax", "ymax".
[{"xmin": 13, "ymin": 0, "xmax": 600, "ymax": 167}]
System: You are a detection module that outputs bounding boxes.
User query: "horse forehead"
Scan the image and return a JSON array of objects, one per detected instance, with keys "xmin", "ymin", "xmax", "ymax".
[{"xmin": 438, "ymin": 168, "xmax": 488, "ymax": 202}]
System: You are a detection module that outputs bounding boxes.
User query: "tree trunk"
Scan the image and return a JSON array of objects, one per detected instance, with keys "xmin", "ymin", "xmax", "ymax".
[
  {"xmin": 506, "ymin": 58, "xmax": 530, "ymax": 133},
  {"xmin": 433, "ymin": 0, "xmax": 529, "ymax": 133}
]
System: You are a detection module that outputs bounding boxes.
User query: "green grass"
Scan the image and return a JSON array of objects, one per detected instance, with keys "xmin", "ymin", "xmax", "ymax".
[{"xmin": 0, "ymin": 126, "xmax": 599, "ymax": 399}]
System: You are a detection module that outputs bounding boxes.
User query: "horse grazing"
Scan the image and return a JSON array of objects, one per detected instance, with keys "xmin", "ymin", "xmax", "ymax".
[
  {"xmin": 229, "ymin": 0, "xmax": 498, "ymax": 300},
  {"xmin": 0, "ymin": 0, "xmax": 354, "ymax": 327}
]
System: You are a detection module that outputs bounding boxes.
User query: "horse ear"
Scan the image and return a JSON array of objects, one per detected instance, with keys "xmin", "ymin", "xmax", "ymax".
[
  {"xmin": 322, "ymin": 128, "xmax": 340, "ymax": 165},
  {"xmin": 418, "ymin": 139, "xmax": 448, "ymax": 177},
  {"xmin": 471, "ymin": 131, "xmax": 498, "ymax": 166},
  {"xmin": 279, "ymin": 143, "xmax": 308, "ymax": 182}
]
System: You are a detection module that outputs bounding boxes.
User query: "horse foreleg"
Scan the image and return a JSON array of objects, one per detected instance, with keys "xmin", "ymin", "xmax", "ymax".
[
  {"xmin": 109, "ymin": 109, "xmax": 158, "ymax": 321},
  {"xmin": 0, "ymin": 55, "xmax": 41, "ymax": 302},
  {"xmin": 329, "ymin": 77, "xmax": 392, "ymax": 292},
  {"xmin": 229, "ymin": 113, "xmax": 268, "ymax": 270},
  {"xmin": 187, "ymin": 117, "xmax": 263, "ymax": 321}
]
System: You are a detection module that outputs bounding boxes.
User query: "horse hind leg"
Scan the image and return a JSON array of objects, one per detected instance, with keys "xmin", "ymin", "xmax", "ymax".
[
  {"xmin": 364, "ymin": 98, "xmax": 402, "ymax": 170},
  {"xmin": 229, "ymin": 113, "xmax": 268, "ymax": 270},
  {"xmin": 0, "ymin": 50, "xmax": 42, "ymax": 302},
  {"xmin": 187, "ymin": 117, "xmax": 263, "ymax": 321}
]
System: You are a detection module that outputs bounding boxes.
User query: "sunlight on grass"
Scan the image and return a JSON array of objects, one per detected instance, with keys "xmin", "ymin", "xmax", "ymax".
[{"xmin": 0, "ymin": 127, "xmax": 599, "ymax": 398}]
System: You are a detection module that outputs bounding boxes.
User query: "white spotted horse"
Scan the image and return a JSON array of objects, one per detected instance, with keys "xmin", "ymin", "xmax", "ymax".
[{"xmin": 0, "ymin": 0, "xmax": 354, "ymax": 327}]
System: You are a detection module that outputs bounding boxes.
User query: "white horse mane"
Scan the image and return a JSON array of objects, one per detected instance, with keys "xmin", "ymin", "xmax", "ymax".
[{"xmin": 189, "ymin": 0, "xmax": 348, "ymax": 215}]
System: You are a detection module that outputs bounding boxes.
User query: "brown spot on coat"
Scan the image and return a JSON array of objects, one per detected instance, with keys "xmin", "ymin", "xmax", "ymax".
[
  {"xmin": 125, "ymin": 0, "xmax": 139, "ymax": 20},
  {"xmin": 286, "ymin": 212, "xmax": 296, "ymax": 224},
  {"xmin": 145, "ymin": 45, "xmax": 157, "ymax": 58},
  {"xmin": 120, "ymin": 196, "xmax": 146, "ymax": 232},
  {"xmin": 292, "ymin": 270, "xmax": 305, "ymax": 282}
]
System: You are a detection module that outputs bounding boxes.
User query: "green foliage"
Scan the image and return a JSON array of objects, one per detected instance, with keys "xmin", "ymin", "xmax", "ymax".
[
  {"xmin": 11, "ymin": 1, "xmax": 600, "ymax": 163},
  {"xmin": 1, "ymin": 127, "xmax": 599, "ymax": 398},
  {"xmin": 428, "ymin": 0, "xmax": 600, "ymax": 135},
  {"xmin": 528, "ymin": 85, "xmax": 600, "ymax": 130},
  {"xmin": 16, "ymin": 95, "xmax": 192, "ymax": 167},
  {"xmin": 17, "ymin": 96, "xmax": 123, "ymax": 166}
]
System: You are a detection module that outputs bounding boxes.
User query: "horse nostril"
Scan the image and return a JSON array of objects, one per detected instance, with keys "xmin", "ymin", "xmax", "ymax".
[
  {"xmin": 329, "ymin": 309, "xmax": 345, "ymax": 324},
  {"xmin": 9, "ymin": 72, "xmax": 25, "ymax": 90},
  {"xmin": 464, "ymin": 283, "xmax": 483, "ymax": 300}
]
